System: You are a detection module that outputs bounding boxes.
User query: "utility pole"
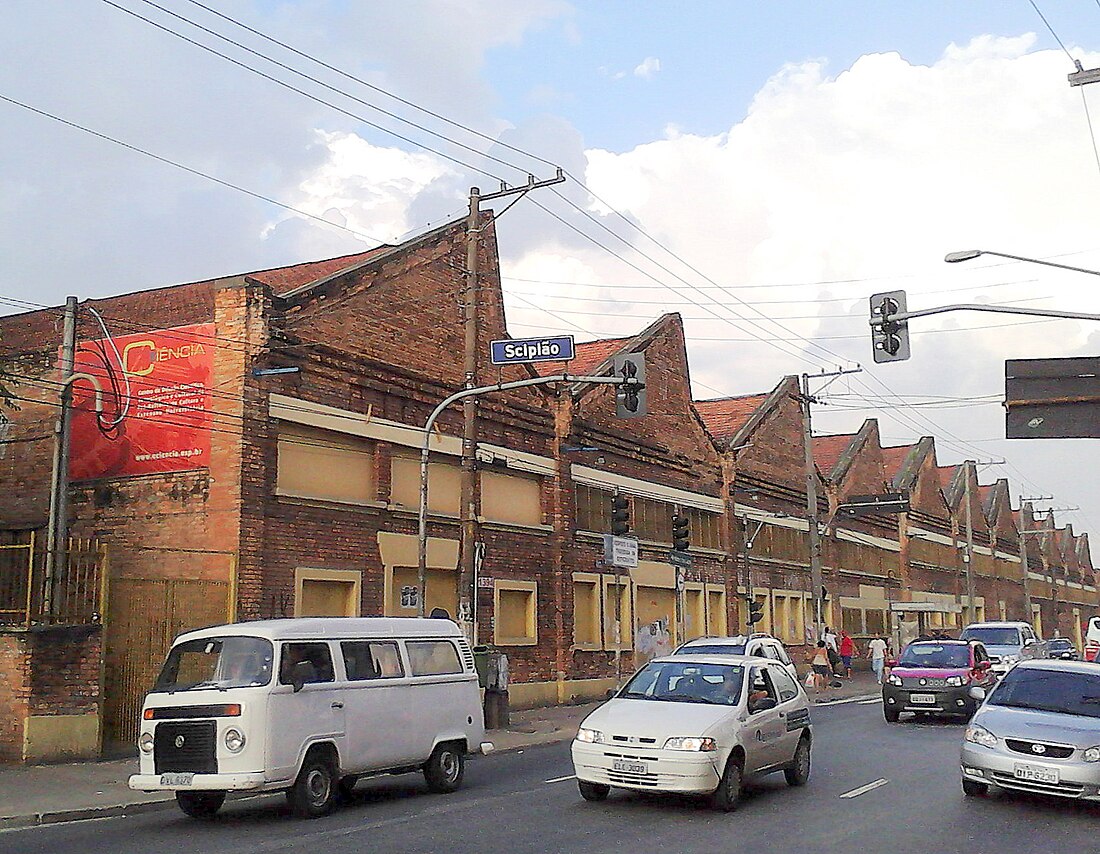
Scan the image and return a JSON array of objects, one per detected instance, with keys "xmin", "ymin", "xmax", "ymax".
[
  {"xmin": 800, "ymin": 367, "xmax": 861, "ymax": 641},
  {"xmin": 962, "ymin": 462, "xmax": 977, "ymax": 624},
  {"xmin": 456, "ymin": 171, "xmax": 564, "ymax": 642},
  {"xmin": 1016, "ymin": 496, "xmax": 1051, "ymax": 624},
  {"xmin": 44, "ymin": 295, "xmax": 78, "ymax": 617}
]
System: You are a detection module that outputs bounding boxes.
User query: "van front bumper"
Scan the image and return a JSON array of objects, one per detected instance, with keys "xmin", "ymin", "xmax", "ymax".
[
  {"xmin": 571, "ymin": 741, "xmax": 721, "ymax": 794},
  {"xmin": 128, "ymin": 772, "xmax": 267, "ymax": 792}
]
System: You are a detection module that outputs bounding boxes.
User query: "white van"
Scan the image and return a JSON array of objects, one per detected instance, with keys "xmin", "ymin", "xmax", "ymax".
[{"xmin": 128, "ymin": 617, "xmax": 491, "ymax": 819}]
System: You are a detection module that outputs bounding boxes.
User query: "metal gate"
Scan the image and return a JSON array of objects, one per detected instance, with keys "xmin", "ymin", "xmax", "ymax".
[{"xmin": 103, "ymin": 576, "xmax": 231, "ymax": 747}]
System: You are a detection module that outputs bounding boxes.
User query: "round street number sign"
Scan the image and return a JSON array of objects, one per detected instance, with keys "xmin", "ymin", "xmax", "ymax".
[{"xmin": 490, "ymin": 335, "xmax": 575, "ymax": 365}]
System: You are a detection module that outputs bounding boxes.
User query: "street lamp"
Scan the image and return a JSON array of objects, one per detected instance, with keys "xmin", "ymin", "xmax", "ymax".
[{"xmin": 945, "ymin": 249, "xmax": 1100, "ymax": 277}]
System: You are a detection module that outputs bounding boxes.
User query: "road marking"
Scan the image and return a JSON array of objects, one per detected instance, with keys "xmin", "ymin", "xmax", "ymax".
[
  {"xmin": 858, "ymin": 698, "xmax": 881, "ymax": 705},
  {"xmin": 839, "ymin": 778, "xmax": 889, "ymax": 799},
  {"xmin": 814, "ymin": 693, "xmax": 879, "ymax": 706},
  {"xmin": 544, "ymin": 774, "xmax": 577, "ymax": 784}
]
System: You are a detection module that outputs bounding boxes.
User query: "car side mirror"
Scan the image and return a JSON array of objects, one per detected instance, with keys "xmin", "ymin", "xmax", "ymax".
[
  {"xmin": 291, "ymin": 660, "xmax": 316, "ymax": 693},
  {"xmin": 749, "ymin": 697, "xmax": 778, "ymax": 714},
  {"xmin": 968, "ymin": 686, "xmax": 986, "ymax": 702},
  {"xmin": 975, "ymin": 660, "xmax": 991, "ymax": 671}
]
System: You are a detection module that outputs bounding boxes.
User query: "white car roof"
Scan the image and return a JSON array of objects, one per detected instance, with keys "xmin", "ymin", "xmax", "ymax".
[
  {"xmin": 649, "ymin": 653, "xmax": 773, "ymax": 666},
  {"xmin": 963, "ymin": 621, "xmax": 1031, "ymax": 629},
  {"xmin": 173, "ymin": 617, "xmax": 464, "ymax": 644}
]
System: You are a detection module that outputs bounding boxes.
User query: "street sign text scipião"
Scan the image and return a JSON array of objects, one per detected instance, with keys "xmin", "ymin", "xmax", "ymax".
[{"xmin": 490, "ymin": 335, "xmax": 575, "ymax": 365}]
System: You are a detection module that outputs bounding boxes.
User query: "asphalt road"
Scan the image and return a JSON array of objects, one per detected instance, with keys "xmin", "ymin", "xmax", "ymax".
[{"xmin": 3, "ymin": 700, "xmax": 1099, "ymax": 854}]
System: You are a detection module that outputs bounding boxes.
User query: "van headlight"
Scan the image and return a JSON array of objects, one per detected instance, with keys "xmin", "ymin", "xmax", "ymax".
[
  {"xmin": 576, "ymin": 728, "xmax": 604, "ymax": 744},
  {"xmin": 224, "ymin": 728, "xmax": 246, "ymax": 753},
  {"xmin": 663, "ymin": 737, "xmax": 717, "ymax": 752},
  {"xmin": 1083, "ymin": 746, "xmax": 1100, "ymax": 763},
  {"xmin": 964, "ymin": 724, "xmax": 998, "ymax": 749},
  {"xmin": 139, "ymin": 732, "xmax": 154, "ymax": 754},
  {"xmin": 945, "ymin": 676, "xmax": 963, "ymax": 687}
]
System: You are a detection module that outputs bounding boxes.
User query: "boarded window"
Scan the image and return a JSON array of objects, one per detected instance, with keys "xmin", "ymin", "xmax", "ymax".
[
  {"xmin": 495, "ymin": 582, "xmax": 537, "ymax": 645},
  {"xmin": 295, "ymin": 568, "xmax": 361, "ymax": 618},
  {"xmin": 390, "ymin": 455, "xmax": 461, "ymax": 515},
  {"xmin": 575, "ymin": 484, "xmax": 611, "ymax": 533},
  {"xmin": 406, "ymin": 640, "xmax": 462, "ymax": 676},
  {"xmin": 276, "ymin": 425, "xmax": 373, "ymax": 504},
  {"xmin": 753, "ymin": 593, "xmax": 772, "ymax": 635},
  {"xmin": 480, "ymin": 470, "xmax": 542, "ymax": 526},
  {"xmin": 602, "ymin": 577, "xmax": 634, "ymax": 650},
  {"xmin": 340, "ymin": 641, "xmax": 404, "ymax": 680},
  {"xmin": 684, "ymin": 586, "xmax": 706, "ymax": 640},
  {"xmin": 573, "ymin": 574, "xmax": 601, "ymax": 649},
  {"xmin": 707, "ymin": 587, "xmax": 728, "ymax": 636},
  {"xmin": 633, "ymin": 497, "xmax": 673, "ymax": 543},
  {"xmin": 865, "ymin": 609, "xmax": 887, "ymax": 636},
  {"xmin": 686, "ymin": 509, "xmax": 723, "ymax": 551},
  {"xmin": 842, "ymin": 606, "xmax": 864, "ymax": 636}
]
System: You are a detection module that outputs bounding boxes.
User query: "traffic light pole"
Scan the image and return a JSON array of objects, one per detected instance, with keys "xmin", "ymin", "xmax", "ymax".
[{"xmin": 416, "ymin": 372, "xmax": 642, "ymax": 618}]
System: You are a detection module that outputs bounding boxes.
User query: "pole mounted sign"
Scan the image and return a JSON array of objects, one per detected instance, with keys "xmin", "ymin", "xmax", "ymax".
[
  {"xmin": 603, "ymin": 534, "xmax": 639, "ymax": 569},
  {"xmin": 490, "ymin": 335, "xmax": 575, "ymax": 365}
]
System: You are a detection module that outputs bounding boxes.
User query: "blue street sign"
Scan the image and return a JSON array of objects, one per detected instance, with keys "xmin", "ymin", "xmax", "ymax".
[{"xmin": 490, "ymin": 335, "xmax": 575, "ymax": 365}]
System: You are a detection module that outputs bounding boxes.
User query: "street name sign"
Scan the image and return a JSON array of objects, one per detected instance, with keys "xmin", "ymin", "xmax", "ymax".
[
  {"xmin": 668, "ymin": 550, "xmax": 692, "ymax": 570},
  {"xmin": 603, "ymin": 534, "xmax": 639, "ymax": 569},
  {"xmin": 490, "ymin": 335, "xmax": 575, "ymax": 365}
]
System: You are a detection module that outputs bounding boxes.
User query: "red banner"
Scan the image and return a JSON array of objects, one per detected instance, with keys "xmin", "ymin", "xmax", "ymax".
[{"xmin": 69, "ymin": 323, "xmax": 214, "ymax": 479}]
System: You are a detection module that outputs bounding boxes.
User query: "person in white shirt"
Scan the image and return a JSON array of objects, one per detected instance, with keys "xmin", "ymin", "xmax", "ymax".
[
  {"xmin": 867, "ymin": 637, "xmax": 889, "ymax": 684},
  {"xmin": 823, "ymin": 627, "xmax": 839, "ymax": 652}
]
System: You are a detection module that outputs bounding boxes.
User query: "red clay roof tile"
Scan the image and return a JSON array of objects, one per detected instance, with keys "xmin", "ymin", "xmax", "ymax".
[{"xmin": 693, "ymin": 394, "xmax": 769, "ymax": 441}]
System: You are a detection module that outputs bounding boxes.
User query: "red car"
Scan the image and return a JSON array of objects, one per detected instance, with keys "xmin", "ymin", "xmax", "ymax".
[{"xmin": 882, "ymin": 640, "xmax": 997, "ymax": 722}]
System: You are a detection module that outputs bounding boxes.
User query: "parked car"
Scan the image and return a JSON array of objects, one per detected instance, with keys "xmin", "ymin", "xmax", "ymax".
[
  {"xmin": 571, "ymin": 654, "xmax": 812, "ymax": 811},
  {"xmin": 129, "ymin": 617, "xmax": 491, "ymax": 819},
  {"xmin": 673, "ymin": 633, "xmax": 799, "ymax": 682},
  {"xmin": 882, "ymin": 640, "xmax": 996, "ymax": 722},
  {"xmin": 1048, "ymin": 638, "xmax": 1079, "ymax": 661},
  {"xmin": 958, "ymin": 621, "xmax": 1045, "ymax": 676},
  {"xmin": 961, "ymin": 660, "xmax": 1100, "ymax": 801}
]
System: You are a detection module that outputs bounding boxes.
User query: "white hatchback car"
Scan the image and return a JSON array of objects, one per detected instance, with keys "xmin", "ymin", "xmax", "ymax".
[
  {"xmin": 571, "ymin": 655, "xmax": 812, "ymax": 810},
  {"xmin": 674, "ymin": 634, "xmax": 799, "ymax": 683}
]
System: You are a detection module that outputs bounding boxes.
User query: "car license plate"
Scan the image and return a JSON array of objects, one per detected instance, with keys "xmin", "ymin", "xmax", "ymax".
[
  {"xmin": 909, "ymin": 693, "xmax": 936, "ymax": 704},
  {"xmin": 1014, "ymin": 763, "xmax": 1059, "ymax": 784},
  {"xmin": 612, "ymin": 759, "xmax": 648, "ymax": 775},
  {"xmin": 159, "ymin": 772, "xmax": 194, "ymax": 786}
]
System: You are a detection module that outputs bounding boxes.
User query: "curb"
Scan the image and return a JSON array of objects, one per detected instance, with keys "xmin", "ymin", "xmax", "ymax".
[{"xmin": 1, "ymin": 798, "xmax": 175, "ymax": 832}]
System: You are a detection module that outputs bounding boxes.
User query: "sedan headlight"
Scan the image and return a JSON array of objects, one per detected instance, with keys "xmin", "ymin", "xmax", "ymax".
[
  {"xmin": 964, "ymin": 724, "xmax": 998, "ymax": 749},
  {"xmin": 886, "ymin": 673, "xmax": 903, "ymax": 686},
  {"xmin": 576, "ymin": 727, "xmax": 604, "ymax": 744},
  {"xmin": 1083, "ymin": 746, "xmax": 1100, "ymax": 763},
  {"xmin": 224, "ymin": 727, "xmax": 246, "ymax": 753},
  {"xmin": 663, "ymin": 737, "xmax": 717, "ymax": 752},
  {"xmin": 139, "ymin": 732, "xmax": 154, "ymax": 754},
  {"xmin": 945, "ymin": 676, "xmax": 964, "ymax": 687}
]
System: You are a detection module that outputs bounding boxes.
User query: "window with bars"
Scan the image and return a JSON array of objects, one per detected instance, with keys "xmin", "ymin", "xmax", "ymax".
[
  {"xmin": 633, "ymin": 497, "xmax": 673, "ymax": 543},
  {"xmin": 574, "ymin": 484, "xmax": 611, "ymax": 533},
  {"xmin": 686, "ymin": 508, "xmax": 722, "ymax": 550}
]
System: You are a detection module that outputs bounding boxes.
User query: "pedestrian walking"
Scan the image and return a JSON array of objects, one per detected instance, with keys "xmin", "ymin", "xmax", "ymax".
[
  {"xmin": 868, "ymin": 636, "xmax": 889, "ymax": 684},
  {"xmin": 811, "ymin": 641, "xmax": 831, "ymax": 693},
  {"xmin": 823, "ymin": 626, "xmax": 841, "ymax": 675},
  {"xmin": 839, "ymin": 630, "xmax": 857, "ymax": 678}
]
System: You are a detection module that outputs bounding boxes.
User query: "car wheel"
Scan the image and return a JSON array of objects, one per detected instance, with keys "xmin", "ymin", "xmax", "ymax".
[
  {"xmin": 578, "ymin": 780, "xmax": 610, "ymax": 802},
  {"xmin": 175, "ymin": 790, "xmax": 225, "ymax": 819},
  {"xmin": 288, "ymin": 753, "xmax": 338, "ymax": 818},
  {"xmin": 784, "ymin": 737, "xmax": 811, "ymax": 787},
  {"xmin": 884, "ymin": 707, "xmax": 900, "ymax": 723},
  {"xmin": 710, "ymin": 757, "xmax": 743, "ymax": 812},
  {"xmin": 423, "ymin": 743, "xmax": 465, "ymax": 794},
  {"xmin": 962, "ymin": 777, "xmax": 988, "ymax": 797}
]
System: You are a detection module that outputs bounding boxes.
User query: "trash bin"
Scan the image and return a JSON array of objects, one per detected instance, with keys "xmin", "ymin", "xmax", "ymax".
[
  {"xmin": 473, "ymin": 645, "xmax": 492, "ymax": 689},
  {"xmin": 473, "ymin": 646, "xmax": 510, "ymax": 729}
]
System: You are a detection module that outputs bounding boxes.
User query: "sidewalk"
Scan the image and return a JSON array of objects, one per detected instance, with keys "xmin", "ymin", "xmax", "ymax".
[{"xmin": 0, "ymin": 674, "xmax": 879, "ymax": 830}]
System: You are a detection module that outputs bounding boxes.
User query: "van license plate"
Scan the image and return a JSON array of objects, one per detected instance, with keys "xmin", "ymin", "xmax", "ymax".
[
  {"xmin": 160, "ymin": 773, "xmax": 194, "ymax": 787},
  {"xmin": 909, "ymin": 694, "xmax": 936, "ymax": 704},
  {"xmin": 1014, "ymin": 764, "xmax": 1059, "ymax": 784},
  {"xmin": 613, "ymin": 759, "xmax": 648, "ymax": 775}
]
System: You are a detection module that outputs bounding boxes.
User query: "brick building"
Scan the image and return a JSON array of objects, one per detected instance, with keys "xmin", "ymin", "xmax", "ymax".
[{"xmin": 1, "ymin": 215, "xmax": 1097, "ymax": 761}]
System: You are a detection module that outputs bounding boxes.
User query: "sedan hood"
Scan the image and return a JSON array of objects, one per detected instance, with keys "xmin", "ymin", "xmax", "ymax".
[
  {"xmin": 580, "ymin": 697, "xmax": 734, "ymax": 741},
  {"xmin": 983, "ymin": 645, "xmax": 1023, "ymax": 659},
  {"xmin": 892, "ymin": 666, "xmax": 968, "ymax": 678},
  {"xmin": 976, "ymin": 704, "xmax": 1100, "ymax": 749}
]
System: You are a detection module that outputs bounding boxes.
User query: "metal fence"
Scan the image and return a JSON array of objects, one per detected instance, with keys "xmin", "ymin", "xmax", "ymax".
[{"xmin": 0, "ymin": 531, "xmax": 107, "ymax": 628}]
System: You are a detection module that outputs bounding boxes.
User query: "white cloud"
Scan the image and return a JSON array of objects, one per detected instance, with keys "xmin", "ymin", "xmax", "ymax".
[{"xmin": 634, "ymin": 57, "xmax": 661, "ymax": 79}]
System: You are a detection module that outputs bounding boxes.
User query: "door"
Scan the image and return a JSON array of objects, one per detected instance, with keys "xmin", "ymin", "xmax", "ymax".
[
  {"xmin": 267, "ymin": 642, "xmax": 345, "ymax": 783},
  {"xmin": 337, "ymin": 640, "xmax": 415, "ymax": 772},
  {"xmin": 391, "ymin": 567, "xmax": 458, "ymax": 619},
  {"xmin": 635, "ymin": 586, "xmax": 676, "ymax": 661},
  {"xmin": 743, "ymin": 666, "xmax": 786, "ymax": 772},
  {"xmin": 768, "ymin": 665, "xmax": 807, "ymax": 763}
]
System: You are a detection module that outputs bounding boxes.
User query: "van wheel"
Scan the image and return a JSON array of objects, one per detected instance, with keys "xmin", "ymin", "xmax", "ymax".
[
  {"xmin": 288, "ymin": 753, "xmax": 338, "ymax": 818},
  {"xmin": 423, "ymin": 743, "xmax": 465, "ymax": 793},
  {"xmin": 578, "ymin": 780, "xmax": 610, "ymax": 802},
  {"xmin": 175, "ymin": 790, "xmax": 225, "ymax": 819},
  {"xmin": 710, "ymin": 757, "xmax": 743, "ymax": 812},
  {"xmin": 784, "ymin": 737, "xmax": 811, "ymax": 787}
]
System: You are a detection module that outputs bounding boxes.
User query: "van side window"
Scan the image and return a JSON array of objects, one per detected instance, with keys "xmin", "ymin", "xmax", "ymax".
[
  {"xmin": 406, "ymin": 640, "xmax": 463, "ymax": 676},
  {"xmin": 279, "ymin": 642, "xmax": 335, "ymax": 685},
  {"xmin": 341, "ymin": 641, "xmax": 404, "ymax": 680}
]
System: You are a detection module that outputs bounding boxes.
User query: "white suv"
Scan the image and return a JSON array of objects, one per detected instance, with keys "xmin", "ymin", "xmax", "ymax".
[{"xmin": 674, "ymin": 634, "xmax": 799, "ymax": 683}]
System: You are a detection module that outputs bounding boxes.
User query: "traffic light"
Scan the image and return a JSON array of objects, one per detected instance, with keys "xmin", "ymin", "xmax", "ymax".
[
  {"xmin": 612, "ymin": 353, "xmax": 647, "ymax": 418},
  {"xmin": 869, "ymin": 290, "xmax": 910, "ymax": 363},
  {"xmin": 747, "ymin": 598, "xmax": 764, "ymax": 625},
  {"xmin": 672, "ymin": 514, "xmax": 690, "ymax": 552},
  {"xmin": 610, "ymin": 494, "xmax": 631, "ymax": 536}
]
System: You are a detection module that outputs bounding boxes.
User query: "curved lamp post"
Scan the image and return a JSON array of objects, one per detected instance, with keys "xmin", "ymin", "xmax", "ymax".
[{"xmin": 945, "ymin": 249, "xmax": 1100, "ymax": 278}]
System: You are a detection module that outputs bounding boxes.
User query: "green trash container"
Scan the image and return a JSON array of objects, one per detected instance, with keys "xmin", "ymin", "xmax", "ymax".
[{"xmin": 473, "ymin": 645, "xmax": 493, "ymax": 688}]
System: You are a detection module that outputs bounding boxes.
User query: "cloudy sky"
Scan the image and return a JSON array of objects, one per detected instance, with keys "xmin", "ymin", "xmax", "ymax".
[{"xmin": 5, "ymin": 1, "xmax": 1100, "ymax": 539}]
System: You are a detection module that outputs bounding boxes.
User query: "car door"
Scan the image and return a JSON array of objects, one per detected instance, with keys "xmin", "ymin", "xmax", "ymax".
[
  {"xmin": 768, "ymin": 664, "xmax": 808, "ymax": 763},
  {"xmin": 743, "ymin": 665, "xmax": 786, "ymax": 773}
]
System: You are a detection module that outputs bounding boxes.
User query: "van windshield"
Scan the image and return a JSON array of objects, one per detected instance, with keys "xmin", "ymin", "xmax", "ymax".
[
  {"xmin": 960, "ymin": 627, "xmax": 1021, "ymax": 647},
  {"xmin": 153, "ymin": 636, "xmax": 274, "ymax": 692}
]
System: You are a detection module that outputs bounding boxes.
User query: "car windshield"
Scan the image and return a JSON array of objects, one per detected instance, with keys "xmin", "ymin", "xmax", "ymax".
[
  {"xmin": 1050, "ymin": 640, "xmax": 1073, "ymax": 649},
  {"xmin": 619, "ymin": 661, "xmax": 745, "ymax": 705},
  {"xmin": 153, "ymin": 636, "xmax": 274, "ymax": 692},
  {"xmin": 960, "ymin": 627, "xmax": 1021, "ymax": 647},
  {"xmin": 897, "ymin": 644, "xmax": 971, "ymax": 668},
  {"xmin": 676, "ymin": 644, "xmax": 746, "ymax": 656},
  {"xmin": 988, "ymin": 668, "xmax": 1100, "ymax": 718}
]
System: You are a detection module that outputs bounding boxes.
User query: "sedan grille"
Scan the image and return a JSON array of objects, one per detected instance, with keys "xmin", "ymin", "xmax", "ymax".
[
  {"xmin": 153, "ymin": 721, "xmax": 217, "ymax": 774},
  {"xmin": 1005, "ymin": 739, "xmax": 1075, "ymax": 760}
]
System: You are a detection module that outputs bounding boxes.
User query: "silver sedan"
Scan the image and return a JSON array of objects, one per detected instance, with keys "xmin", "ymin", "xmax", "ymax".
[{"xmin": 960, "ymin": 660, "xmax": 1100, "ymax": 801}]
